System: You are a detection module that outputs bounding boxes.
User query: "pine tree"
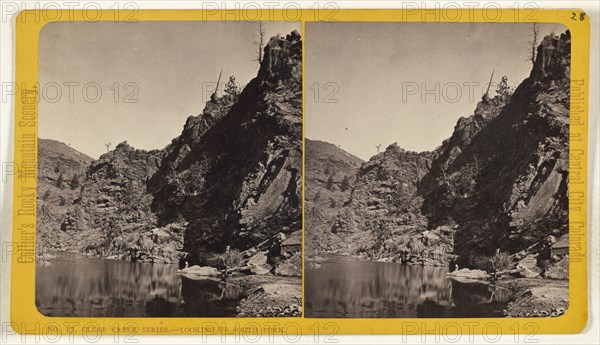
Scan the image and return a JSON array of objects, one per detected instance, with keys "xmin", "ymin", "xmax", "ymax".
[
  {"xmin": 340, "ymin": 175, "xmax": 350, "ymax": 192},
  {"xmin": 496, "ymin": 75, "xmax": 512, "ymax": 98},
  {"xmin": 224, "ymin": 75, "xmax": 240, "ymax": 99},
  {"xmin": 313, "ymin": 190, "xmax": 322, "ymax": 203},
  {"xmin": 70, "ymin": 173, "xmax": 80, "ymax": 189},
  {"xmin": 56, "ymin": 172, "xmax": 64, "ymax": 189},
  {"xmin": 326, "ymin": 175, "xmax": 334, "ymax": 191}
]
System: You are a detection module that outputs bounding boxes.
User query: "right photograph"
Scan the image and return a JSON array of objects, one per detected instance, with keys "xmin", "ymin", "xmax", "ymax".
[{"xmin": 304, "ymin": 22, "xmax": 571, "ymax": 318}]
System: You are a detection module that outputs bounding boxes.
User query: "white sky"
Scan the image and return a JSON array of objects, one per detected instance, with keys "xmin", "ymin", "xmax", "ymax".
[
  {"xmin": 305, "ymin": 22, "xmax": 567, "ymax": 160},
  {"xmin": 39, "ymin": 21, "xmax": 300, "ymax": 158}
]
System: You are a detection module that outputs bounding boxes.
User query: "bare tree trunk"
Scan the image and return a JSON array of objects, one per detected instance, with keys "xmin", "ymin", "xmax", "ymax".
[
  {"xmin": 529, "ymin": 23, "xmax": 539, "ymax": 65},
  {"xmin": 256, "ymin": 22, "xmax": 265, "ymax": 65}
]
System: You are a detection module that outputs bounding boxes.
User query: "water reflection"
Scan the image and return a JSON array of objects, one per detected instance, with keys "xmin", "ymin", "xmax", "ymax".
[
  {"xmin": 305, "ymin": 256, "xmax": 511, "ymax": 318},
  {"xmin": 36, "ymin": 254, "xmax": 242, "ymax": 317}
]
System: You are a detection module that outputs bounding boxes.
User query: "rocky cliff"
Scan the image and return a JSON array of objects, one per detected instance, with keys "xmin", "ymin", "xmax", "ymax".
[
  {"xmin": 420, "ymin": 31, "xmax": 570, "ymax": 270},
  {"xmin": 37, "ymin": 31, "xmax": 303, "ymax": 267},
  {"xmin": 306, "ymin": 141, "xmax": 451, "ymax": 266},
  {"xmin": 37, "ymin": 139, "xmax": 93, "ymax": 254},
  {"xmin": 75, "ymin": 142, "xmax": 182, "ymax": 262},
  {"xmin": 304, "ymin": 139, "xmax": 363, "ymax": 254},
  {"xmin": 149, "ymin": 31, "xmax": 303, "ymax": 255},
  {"xmin": 307, "ymin": 31, "xmax": 571, "ymax": 275}
]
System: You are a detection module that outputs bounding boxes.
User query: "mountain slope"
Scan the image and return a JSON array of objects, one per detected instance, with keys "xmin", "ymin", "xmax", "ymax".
[
  {"xmin": 307, "ymin": 31, "xmax": 571, "ymax": 273},
  {"xmin": 37, "ymin": 31, "xmax": 303, "ymax": 266},
  {"xmin": 304, "ymin": 139, "xmax": 363, "ymax": 254},
  {"xmin": 305, "ymin": 139, "xmax": 363, "ymax": 204},
  {"xmin": 421, "ymin": 32, "xmax": 571, "ymax": 268},
  {"xmin": 37, "ymin": 139, "xmax": 94, "ymax": 253},
  {"xmin": 149, "ymin": 31, "xmax": 303, "ymax": 254},
  {"xmin": 38, "ymin": 138, "xmax": 93, "ymax": 187}
]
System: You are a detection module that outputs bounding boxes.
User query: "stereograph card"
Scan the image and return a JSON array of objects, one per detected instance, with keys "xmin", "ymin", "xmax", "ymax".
[{"xmin": 1, "ymin": 2, "xmax": 594, "ymax": 341}]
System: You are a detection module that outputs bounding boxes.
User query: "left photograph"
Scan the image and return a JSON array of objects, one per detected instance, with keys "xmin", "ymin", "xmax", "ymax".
[{"xmin": 35, "ymin": 21, "xmax": 302, "ymax": 317}]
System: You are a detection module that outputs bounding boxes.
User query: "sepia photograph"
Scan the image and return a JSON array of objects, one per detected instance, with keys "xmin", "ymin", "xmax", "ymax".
[
  {"xmin": 35, "ymin": 20, "xmax": 303, "ymax": 317},
  {"xmin": 304, "ymin": 22, "xmax": 571, "ymax": 318}
]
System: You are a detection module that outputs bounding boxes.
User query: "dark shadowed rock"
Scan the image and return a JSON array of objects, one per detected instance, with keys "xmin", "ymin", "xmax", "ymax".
[
  {"xmin": 149, "ymin": 32, "xmax": 303, "ymax": 255},
  {"xmin": 306, "ymin": 31, "xmax": 571, "ymax": 274},
  {"xmin": 37, "ymin": 32, "xmax": 304, "ymax": 267},
  {"xmin": 420, "ymin": 32, "xmax": 570, "ymax": 268}
]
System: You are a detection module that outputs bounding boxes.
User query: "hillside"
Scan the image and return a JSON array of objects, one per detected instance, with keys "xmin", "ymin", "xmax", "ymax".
[
  {"xmin": 149, "ymin": 31, "xmax": 303, "ymax": 254},
  {"xmin": 36, "ymin": 139, "xmax": 93, "ymax": 254},
  {"xmin": 306, "ymin": 31, "xmax": 571, "ymax": 278},
  {"xmin": 37, "ymin": 31, "xmax": 303, "ymax": 273},
  {"xmin": 38, "ymin": 138, "xmax": 93, "ymax": 186},
  {"xmin": 304, "ymin": 139, "xmax": 363, "ymax": 254},
  {"xmin": 420, "ymin": 32, "xmax": 570, "ymax": 271}
]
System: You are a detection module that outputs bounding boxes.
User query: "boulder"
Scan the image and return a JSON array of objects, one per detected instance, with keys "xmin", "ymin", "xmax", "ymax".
[
  {"xmin": 274, "ymin": 261, "xmax": 300, "ymax": 276},
  {"xmin": 518, "ymin": 268, "xmax": 541, "ymax": 278},
  {"xmin": 274, "ymin": 253, "xmax": 301, "ymax": 277},
  {"xmin": 550, "ymin": 234, "xmax": 569, "ymax": 257},
  {"xmin": 178, "ymin": 265, "xmax": 220, "ymax": 277},
  {"xmin": 151, "ymin": 228, "xmax": 172, "ymax": 243},
  {"xmin": 247, "ymin": 250, "xmax": 271, "ymax": 275},
  {"xmin": 517, "ymin": 254, "xmax": 541, "ymax": 278},
  {"xmin": 42, "ymin": 253, "xmax": 57, "ymax": 261},
  {"xmin": 313, "ymin": 256, "xmax": 327, "ymax": 262},
  {"xmin": 447, "ymin": 268, "xmax": 489, "ymax": 280},
  {"xmin": 544, "ymin": 235, "xmax": 557, "ymax": 245},
  {"xmin": 544, "ymin": 256, "xmax": 569, "ymax": 280},
  {"xmin": 137, "ymin": 235, "xmax": 155, "ymax": 252},
  {"xmin": 281, "ymin": 230, "xmax": 302, "ymax": 256}
]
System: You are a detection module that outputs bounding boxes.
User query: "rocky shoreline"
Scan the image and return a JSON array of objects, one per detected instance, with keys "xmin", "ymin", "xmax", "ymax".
[
  {"xmin": 443, "ymin": 266, "xmax": 568, "ymax": 318},
  {"xmin": 503, "ymin": 278, "xmax": 568, "ymax": 318},
  {"xmin": 233, "ymin": 275, "xmax": 302, "ymax": 317},
  {"xmin": 175, "ymin": 270, "xmax": 302, "ymax": 317},
  {"xmin": 448, "ymin": 273, "xmax": 568, "ymax": 318}
]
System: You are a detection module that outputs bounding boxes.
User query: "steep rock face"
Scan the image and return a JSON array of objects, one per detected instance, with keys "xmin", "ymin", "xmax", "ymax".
[
  {"xmin": 351, "ymin": 144, "xmax": 432, "ymax": 230},
  {"xmin": 37, "ymin": 31, "xmax": 303, "ymax": 264},
  {"xmin": 304, "ymin": 140, "xmax": 451, "ymax": 265},
  {"xmin": 304, "ymin": 139, "xmax": 363, "ymax": 254},
  {"xmin": 306, "ymin": 142, "xmax": 453, "ymax": 265},
  {"xmin": 38, "ymin": 138, "xmax": 93, "ymax": 186},
  {"xmin": 145, "ymin": 95, "xmax": 236, "ymax": 238},
  {"xmin": 420, "ymin": 32, "xmax": 570, "ymax": 267},
  {"xmin": 307, "ymin": 31, "xmax": 571, "ymax": 271},
  {"xmin": 38, "ymin": 140, "xmax": 185, "ymax": 262},
  {"xmin": 305, "ymin": 139, "xmax": 363, "ymax": 201},
  {"xmin": 75, "ymin": 142, "xmax": 180, "ymax": 260},
  {"xmin": 345, "ymin": 145, "xmax": 452, "ymax": 265},
  {"xmin": 37, "ymin": 139, "xmax": 93, "ymax": 253},
  {"xmin": 149, "ymin": 30, "xmax": 303, "ymax": 255}
]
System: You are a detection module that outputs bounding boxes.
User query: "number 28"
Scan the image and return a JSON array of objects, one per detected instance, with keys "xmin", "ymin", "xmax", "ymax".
[{"xmin": 571, "ymin": 12, "xmax": 586, "ymax": 21}]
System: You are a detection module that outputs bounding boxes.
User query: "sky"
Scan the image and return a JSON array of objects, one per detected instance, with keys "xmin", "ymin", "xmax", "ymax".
[
  {"xmin": 39, "ymin": 21, "xmax": 300, "ymax": 158},
  {"xmin": 305, "ymin": 22, "xmax": 566, "ymax": 160}
]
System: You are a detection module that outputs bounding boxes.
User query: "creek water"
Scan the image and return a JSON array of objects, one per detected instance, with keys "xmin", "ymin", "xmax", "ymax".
[
  {"xmin": 305, "ymin": 256, "xmax": 511, "ymax": 318},
  {"xmin": 36, "ymin": 254, "xmax": 243, "ymax": 317}
]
